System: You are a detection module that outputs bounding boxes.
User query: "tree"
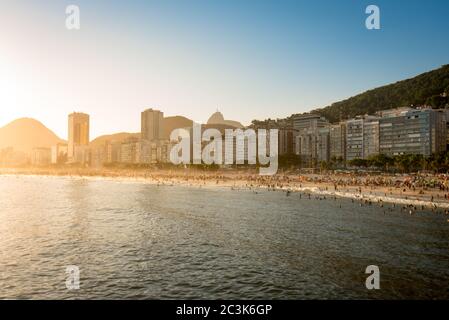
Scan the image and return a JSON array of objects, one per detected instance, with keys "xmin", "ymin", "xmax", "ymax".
[
  {"xmin": 278, "ymin": 154, "xmax": 301, "ymax": 169},
  {"xmin": 367, "ymin": 154, "xmax": 393, "ymax": 170},
  {"xmin": 348, "ymin": 158, "xmax": 368, "ymax": 168},
  {"xmin": 320, "ymin": 161, "xmax": 328, "ymax": 170},
  {"xmin": 394, "ymin": 154, "xmax": 412, "ymax": 173},
  {"xmin": 310, "ymin": 65, "xmax": 449, "ymax": 123}
]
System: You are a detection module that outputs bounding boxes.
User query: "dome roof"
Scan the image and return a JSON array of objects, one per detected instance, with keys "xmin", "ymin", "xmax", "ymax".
[{"xmin": 207, "ymin": 111, "xmax": 225, "ymax": 124}]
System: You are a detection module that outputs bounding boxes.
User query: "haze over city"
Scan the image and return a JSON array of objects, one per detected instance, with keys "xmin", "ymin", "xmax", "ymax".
[{"xmin": 2, "ymin": 0, "xmax": 449, "ymax": 139}]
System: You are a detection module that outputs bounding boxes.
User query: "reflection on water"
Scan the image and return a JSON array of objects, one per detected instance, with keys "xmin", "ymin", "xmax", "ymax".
[{"xmin": 0, "ymin": 175, "xmax": 448, "ymax": 299}]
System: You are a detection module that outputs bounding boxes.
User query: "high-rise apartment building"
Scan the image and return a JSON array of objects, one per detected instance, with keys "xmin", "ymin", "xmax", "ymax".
[
  {"xmin": 141, "ymin": 108, "xmax": 164, "ymax": 141},
  {"xmin": 296, "ymin": 127, "xmax": 330, "ymax": 166},
  {"xmin": 346, "ymin": 115, "xmax": 379, "ymax": 161},
  {"xmin": 292, "ymin": 113, "xmax": 329, "ymax": 132},
  {"xmin": 329, "ymin": 122, "xmax": 346, "ymax": 161},
  {"xmin": 293, "ymin": 114, "xmax": 330, "ymax": 166},
  {"xmin": 363, "ymin": 120, "xmax": 380, "ymax": 159},
  {"xmin": 278, "ymin": 128, "xmax": 298, "ymax": 156},
  {"xmin": 345, "ymin": 118, "xmax": 363, "ymax": 161},
  {"xmin": 440, "ymin": 108, "xmax": 449, "ymax": 149},
  {"xmin": 379, "ymin": 108, "xmax": 447, "ymax": 156},
  {"xmin": 68, "ymin": 112, "xmax": 90, "ymax": 161}
]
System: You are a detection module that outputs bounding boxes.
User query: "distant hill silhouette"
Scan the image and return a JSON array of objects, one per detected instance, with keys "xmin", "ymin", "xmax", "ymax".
[
  {"xmin": 311, "ymin": 64, "xmax": 449, "ymax": 123},
  {"xmin": 1, "ymin": 114, "xmax": 237, "ymax": 153},
  {"xmin": 0, "ymin": 118, "xmax": 65, "ymax": 153},
  {"xmin": 90, "ymin": 115, "xmax": 194, "ymax": 145},
  {"xmin": 163, "ymin": 116, "xmax": 193, "ymax": 138},
  {"xmin": 90, "ymin": 132, "xmax": 140, "ymax": 147}
]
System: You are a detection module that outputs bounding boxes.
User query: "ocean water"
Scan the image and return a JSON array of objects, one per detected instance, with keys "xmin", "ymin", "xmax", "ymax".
[{"xmin": 0, "ymin": 175, "xmax": 448, "ymax": 299}]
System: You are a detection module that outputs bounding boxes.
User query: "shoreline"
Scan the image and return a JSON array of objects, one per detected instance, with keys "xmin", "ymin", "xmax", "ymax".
[{"xmin": 1, "ymin": 168, "xmax": 449, "ymax": 210}]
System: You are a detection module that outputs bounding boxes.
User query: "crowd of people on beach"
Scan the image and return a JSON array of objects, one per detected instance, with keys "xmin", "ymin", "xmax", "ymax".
[{"xmin": 2, "ymin": 167, "xmax": 449, "ymax": 212}]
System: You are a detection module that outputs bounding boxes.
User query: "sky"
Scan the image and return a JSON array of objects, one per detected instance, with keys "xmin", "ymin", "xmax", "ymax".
[{"xmin": 1, "ymin": 0, "xmax": 449, "ymax": 139}]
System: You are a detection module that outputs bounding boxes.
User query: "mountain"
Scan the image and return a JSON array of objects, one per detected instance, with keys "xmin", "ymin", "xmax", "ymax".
[
  {"xmin": 207, "ymin": 111, "xmax": 244, "ymax": 128},
  {"xmin": 311, "ymin": 64, "xmax": 449, "ymax": 123},
  {"xmin": 90, "ymin": 115, "xmax": 194, "ymax": 145},
  {"xmin": 163, "ymin": 116, "xmax": 193, "ymax": 138},
  {"xmin": 0, "ymin": 118, "xmax": 65, "ymax": 153},
  {"xmin": 90, "ymin": 132, "xmax": 140, "ymax": 147}
]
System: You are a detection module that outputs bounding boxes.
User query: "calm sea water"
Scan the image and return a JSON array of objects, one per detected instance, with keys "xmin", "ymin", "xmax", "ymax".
[{"xmin": 0, "ymin": 175, "xmax": 448, "ymax": 299}]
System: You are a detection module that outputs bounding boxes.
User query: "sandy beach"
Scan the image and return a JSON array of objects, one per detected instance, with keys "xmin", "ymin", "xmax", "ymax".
[{"xmin": 1, "ymin": 167, "xmax": 449, "ymax": 211}]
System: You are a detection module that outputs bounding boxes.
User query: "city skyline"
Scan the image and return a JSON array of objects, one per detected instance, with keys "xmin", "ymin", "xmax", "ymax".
[
  {"xmin": 1, "ymin": 1, "xmax": 449, "ymax": 304},
  {"xmin": 2, "ymin": 0, "xmax": 449, "ymax": 138}
]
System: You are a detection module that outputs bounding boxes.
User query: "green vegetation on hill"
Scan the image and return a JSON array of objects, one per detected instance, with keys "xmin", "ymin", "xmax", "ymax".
[{"xmin": 311, "ymin": 65, "xmax": 449, "ymax": 123}]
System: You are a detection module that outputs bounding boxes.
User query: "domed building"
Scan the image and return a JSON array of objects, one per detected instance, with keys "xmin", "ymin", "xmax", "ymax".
[{"xmin": 206, "ymin": 110, "xmax": 244, "ymax": 128}]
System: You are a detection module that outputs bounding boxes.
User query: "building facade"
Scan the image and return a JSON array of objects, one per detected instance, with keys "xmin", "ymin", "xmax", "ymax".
[
  {"xmin": 31, "ymin": 148, "xmax": 51, "ymax": 166},
  {"xmin": 119, "ymin": 137, "xmax": 172, "ymax": 165},
  {"xmin": 141, "ymin": 108, "xmax": 164, "ymax": 141},
  {"xmin": 68, "ymin": 112, "xmax": 90, "ymax": 162},
  {"xmin": 296, "ymin": 127, "xmax": 330, "ymax": 166},
  {"xmin": 278, "ymin": 128, "xmax": 297, "ymax": 156},
  {"xmin": 345, "ymin": 118, "xmax": 363, "ymax": 161},
  {"xmin": 329, "ymin": 122, "xmax": 346, "ymax": 162},
  {"xmin": 292, "ymin": 113, "xmax": 329, "ymax": 132},
  {"xmin": 51, "ymin": 143, "xmax": 68, "ymax": 164},
  {"xmin": 363, "ymin": 120, "xmax": 380, "ymax": 159},
  {"xmin": 379, "ymin": 108, "xmax": 447, "ymax": 156},
  {"xmin": 346, "ymin": 115, "xmax": 379, "ymax": 161}
]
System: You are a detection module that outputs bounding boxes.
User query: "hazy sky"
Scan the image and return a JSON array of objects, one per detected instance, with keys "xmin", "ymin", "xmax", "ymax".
[{"xmin": 1, "ymin": 0, "xmax": 449, "ymax": 139}]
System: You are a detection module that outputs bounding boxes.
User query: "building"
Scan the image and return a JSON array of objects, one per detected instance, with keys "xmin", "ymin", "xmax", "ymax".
[
  {"xmin": 278, "ymin": 128, "xmax": 297, "ymax": 156},
  {"xmin": 31, "ymin": 147, "xmax": 51, "ymax": 166},
  {"xmin": 120, "ymin": 137, "xmax": 139, "ymax": 164},
  {"xmin": 91, "ymin": 140, "xmax": 122, "ymax": 167},
  {"xmin": 106, "ymin": 141, "xmax": 121, "ymax": 163},
  {"xmin": 68, "ymin": 112, "xmax": 90, "ymax": 162},
  {"xmin": 141, "ymin": 108, "xmax": 164, "ymax": 141},
  {"xmin": 440, "ymin": 108, "xmax": 449, "ymax": 149},
  {"xmin": 329, "ymin": 123, "xmax": 346, "ymax": 162},
  {"xmin": 51, "ymin": 143, "xmax": 68, "ymax": 164},
  {"xmin": 292, "ymin": 114, "xmax": 330, "ymax": 166},
  {"xmin": 316, "ymin": 127, "xmax": 330, "ymax": 163},
  {"xmin": 136, "ymin": 140, "xmax": 152, "ymax": 164},
  {"xmin": 250, "ymin": 120, "xmax": 297, "ymax": 157},
  {"xmin": 0, "ymin": 147, "xmax": 29, "ymax": 166},
  {"xmin": 73, "ymin": 145, "xmax": 90, "ymax": 165},
  {"xmin": 119, "ymin": 136, "xmax": 172, "ymax": 165},
  {"xmin": 296, "ymin": 127, "xmax": 330, "ymax": 166},
  {"xmin": 292, "ymin": 113, "xmax": 329, "ymax": 132},
  {"xmin": 346, "ymin": 118, "xmax": 363, "ymax": 161},
  {"xmin": 379, "ymin": 108, "xmax": 447, "ymax": 156},
  {"xmin": 363, "ymin": 120, "xmax": 380, "ymax": 159},
  {"xmin": 346, "ymin": 115, "xmax": 379, "ymax": 161},
  {"xmin": 160, "ymin": 141, "xmax": 174, "ymax": 163},
  {"xmin": 90, "ymin": 142, "xmax": 109, "ymax": 168}
]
